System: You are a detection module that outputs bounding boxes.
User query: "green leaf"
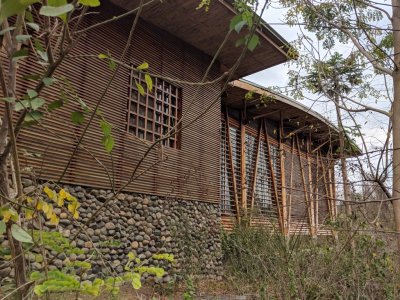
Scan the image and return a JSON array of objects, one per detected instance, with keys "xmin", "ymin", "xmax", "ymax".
[
  {"xmin": 78, "ymin": 0, "xmax": 100, "ymax": 7},
  {"xmin": 235, "ymin": 36, "xmax": 246, "ymax": 48},
  {"xmin": 100, "ymin": 120, "xmax": 112, "ymax": 135},
  {"xmin": 43, "ymin": 77, "xmax": 56, "ymax": 86},
  {"xmin": 11, "ymin": 224, "xmax": 33, "ymax": 243},
  {"xmin": 137, "ymin": 62, "xmax": 149, "ymax": 71},
  {"xmin": 23, "ymin": 74, "xmax": 40, "ymax": 81},
  {"xmin": 1, "ymin": 97, "xmax": 16, "ymax": 103},
  {"xmin": 71, "ymin": 111, "xmax": 84, "ymax": 125},
  {"xmin": 24, "ymin": 111, "xmax": 43, "ymax": 124},
  {"xmin": 0, "ymin": 27, "xmax": 15, "ymax": 36},
  {"xmin": 145, "ymin": 74, "xmax": 153, "ymax": 92},
  {"xmin": 12, "ymin": 48, "xmax": 28, "ymax": 62},
  {"xmin": 230, "ymin": 14, "xmax": 242, "ymax": 30},
  {"xmin": 30, "ymin": 98, "xmax": 45, "ymax": 110},
  {"xmin": 30, "ymin": 271, "xmax": 43, "ymax": 281},
  {"xmin": 102, "ymin": 134, "xmax": 114, "ymax": 153},
  {"xmin": 98, "ymin": 53, "xmax": 108, "ymax": 59},
  {"xmin": 48, "ymin": 100, "xmax": 63, "ymax": 111},
  {"xmin": 136, "ymin": 83, "xmax": 145, "ymax": 96},
  {"xmin": 0, "ymin": 0, "xmax": 39, "ymax": 23},
  {"xmin": 26, "ymin": 22, "xmax": 39, "ymax": 32},
  {"xmin": 25, "ymin": 10, "xmax": 34, "ymax": 22},
  {"xmin": 15, "ymin": 100, "xmax": 31, "ymax": 111},
  {"xmin": 27, "ymin": 89, "xmax": 38, "ymax": 99},
  {"xmin": 131, "ymin": 273, "xmax": 142, "ymax": 290},
  {"xmin": 0, "ymin": 221, "xmax": 5, "ymax": 235},
  {"xmin": 39, "ymin": 4, "xmax": 74, "ymax": 17},
  {"xmin": 247, "ymin": 34, "xmax": 260, "ymax": 52},
  {"xmin": 16, "ymin": 35, "xmax": 31, "ymax": 42}
]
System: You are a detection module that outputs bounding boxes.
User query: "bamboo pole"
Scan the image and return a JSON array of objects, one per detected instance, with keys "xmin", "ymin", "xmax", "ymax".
[
  {"xmin": 279, "ymin": 114, "xmax": 288, "ymax": 236},
  {"xmin": 295, "ymin": 134, "xmax": 314, "ymax": 236},
  {"xmin": 240, "ymin": 114, "xmax": 247, "ymax": 219},
  {"xmin": 263, "ymin": 121, "xmax": 283, "ymax": 231},
  {"xmin": 249, "ymin": 119, "xmax": 263, "ymax": 225},
  {"xmin": 306, "ymin": 134, "xmax": 317, "ymax": 237},
  {"xmin": 225, "ymin": 108, "xmax": 241, "ymax": 223},
  {"xmin": 287, "ymin": 137, "xmax": 295, "ymax": 236}
]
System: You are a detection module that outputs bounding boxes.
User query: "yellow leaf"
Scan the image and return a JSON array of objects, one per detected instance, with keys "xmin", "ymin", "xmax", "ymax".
[
  {"xmin": 42, "ymin": 202, "xmax": 49, "ymax": 214},
  {"xmin": 73, "ymin": 210, "xmax": 79, "ymax": 219},
  {"xmin": 36, "ymin": 199, "xmax": 43, "ymax": 211},
  {"xmin": 45, "ymin": 205, "xmax": 53, "ymax": 220},
  {"xmin": 59, "ymin": 189, "xmax": 67, "ymax": 200},
  {"xmin": 50, "ymin": 213, "xmax": 59, "ymax": 225},
  {"xmin": 43, "ymin": 186, "xmax": 54, "ymax": 199},
  {"xmin": 25, "ymin": 208, "xmax": 34, "ymax": 220},
  {"xmin": 27, "ymin": 197, "xmax": 34, "ymax": 204},
  {"xmin": 2, "ymin": 210, "xmax": 11, "ymax": 223},
  {"xmin": 66, "ymin": 194, "xmax": 76, "ymax": 202},
  {"xmin": 56, "ymin": 197, "xmax": 64, "ymax": 207}
]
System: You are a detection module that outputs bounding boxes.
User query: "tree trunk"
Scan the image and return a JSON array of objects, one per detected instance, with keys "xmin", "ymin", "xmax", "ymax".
[
  {"xmin": 0, "ymin": 162, "xmax": 26, "ymax": 300},
  {"xmin": 392, "ymin": 0, "xmax": 400, "ymax": 265}
]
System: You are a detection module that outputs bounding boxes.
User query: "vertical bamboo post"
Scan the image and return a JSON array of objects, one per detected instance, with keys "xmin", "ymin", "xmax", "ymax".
[
  {"xmin": 315, "ymin": 150, "xmax": 319, "ymax": 232},
  {"xmin": 306, "ymin": 133, "xmax": 317, "ymax": 237},
  {"xmin": 249, "ymin": 119, "xmax": 263, "ymax": 225},
  {"xmin": 225, "ymin": 108, "xmax": 241, "ymax": 223},
  {"xmin": 279, "ymin": 114, "xmax": 288, "ymax": 237},
  {"xmin": 264, "ymin": 121, "xmax": 283, "ymax": 231},
  {"xmin": 287, "ymin": 137, "xmax": 295, "ymax": 236},
  {"xmin": 240, "ymin": 114, "xmax": 247, "ymax": 219},
  {"xmin": 295, "ymin": 134, "xmax": 314, "ymax": 237}
]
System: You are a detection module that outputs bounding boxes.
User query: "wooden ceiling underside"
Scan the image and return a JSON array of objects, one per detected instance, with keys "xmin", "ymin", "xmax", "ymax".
[
  {"xmin": 109, "ymin": 0, "xmax": 289, "ymax": 77},
  {"xmin": 224, "ymin": 81, "xmax": 340, "ymax": 145}
]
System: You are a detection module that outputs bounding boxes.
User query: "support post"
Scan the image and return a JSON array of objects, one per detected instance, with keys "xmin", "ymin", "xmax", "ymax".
[
  {"xmin": 295, "ymin": 135, "xmax": 314, "ymax": 237},
  {"xmin": 279, "ymin": 114, "xmax": 288, "ymax": 237},
  {"xmin": 240, "ymin": 114, "xmax": 247, "ymax": 219},
  {"xmin": 225, "ymin": 108, "xmax": 241, "ymax": 223},
  {"xmin": 249, "ymin": 119, "xmax": 263, "ymax": 225},
  {"xmin": 306, "ymin": 134, "xmax": 317, "ymax": 237},
  {"xmin": 263, "ymin": 121, "xmax": 283, "ymax": 231}
]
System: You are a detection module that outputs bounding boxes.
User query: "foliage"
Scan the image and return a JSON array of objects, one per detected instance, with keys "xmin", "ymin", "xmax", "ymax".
[
  {"xmin": 29, "ymin": 251, "xmax": 174, "ymax": 297},
  {"xmin": 222, "ymin": 225, "xmax": 400, "ymax": 299}
]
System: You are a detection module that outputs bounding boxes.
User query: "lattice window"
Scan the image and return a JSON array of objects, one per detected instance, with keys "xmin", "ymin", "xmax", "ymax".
[
  {"xmin": 220, "ymin": 118, "xmax": 279, "ymax": 217},
  {"xmin": 128, "ymin": 70, "xmax": 182, "ymax": 148},
  {"xmin": 220, "ymin": 120, "xmax": 241, "ymax": 214}
]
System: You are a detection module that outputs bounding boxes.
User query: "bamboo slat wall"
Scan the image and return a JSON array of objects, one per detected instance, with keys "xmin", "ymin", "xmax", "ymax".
[
  {"xmin": 221, "ymin": 108, "xmax": 337, "ymax": 236},
  {"xmin": 8, "ymin": 3, "xmax": 223, "ymax": 203}
]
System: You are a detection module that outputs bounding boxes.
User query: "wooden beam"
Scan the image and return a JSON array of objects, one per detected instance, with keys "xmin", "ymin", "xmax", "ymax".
[
  {"xmin": 240, "ymin": 114, "xmax": 247, "ymax": 219},
  {"xmin": 295, "ymin": 135, "xmax": 314, "ymax": 236},
  {"xmin": 249, "ymin": 119, "xmax": 263, "ymax": 224},
  {"xmin": 263, "ymin": 121, "xmax": 282, "ymax": 231},
  {"xmin": 279, "ymin": 113, "xmax": 288, "ymax": 237},
  {"xmin": 252, "ymin": 110, "xmax": 280, "ymax": 120},
  {"xmin": 225, "ymin": 108, "xmax": 241, "ymax": 223}
]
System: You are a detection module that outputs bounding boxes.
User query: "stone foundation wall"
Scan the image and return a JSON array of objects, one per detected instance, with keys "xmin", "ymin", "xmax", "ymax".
[{"xmin": 0, "ymin": 182, "xmax": 223, "ymax": 283}]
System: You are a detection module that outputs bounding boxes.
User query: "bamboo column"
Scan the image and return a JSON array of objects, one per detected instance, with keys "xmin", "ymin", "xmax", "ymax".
[
  {"xmin": 306, "ymin": 134, "xmax": 317, "ymax": 237},
  {"xmin": 240, "ymin": 114, "xmax": 247, "ymax": 219},
  {"xmin": 279, "ymin": 114, "xmax": 288, "ymax": 236},
  {"xmin": 225, "ymin": 108, "xmax": 240, "ymax": 223},
  {"xmin": 295, "ymin": 134, "xmax": 315, "ymax": 237},
  {"xmin": 249, "ymin": 119, "xmax": 263, "ymax": 225},
  {"xmin": 264, "ymin": 121, "xmax": 283, "ymax": 231}
]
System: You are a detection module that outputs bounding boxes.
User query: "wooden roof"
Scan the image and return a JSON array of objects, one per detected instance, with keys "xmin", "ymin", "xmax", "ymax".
[
  {"xmin": 109, "ymin": 0, "xmax": 290, "ymax": 77},
  {"xmin": 224, "ymin": 80, "xmax": 341, "ymax": 147}
]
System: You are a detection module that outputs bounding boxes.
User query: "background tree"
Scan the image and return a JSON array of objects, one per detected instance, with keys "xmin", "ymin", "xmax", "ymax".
[{"xmin": 279, "ymin": 0, "xmax": 400, "ymax": 261}]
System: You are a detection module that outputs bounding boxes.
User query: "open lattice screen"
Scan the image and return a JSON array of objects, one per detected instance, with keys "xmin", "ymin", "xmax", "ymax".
[
  {"xmin": 220, "ymin": 118, "xmax": 279, "ymax": 218},
  {"xmin": 128, "ymin": 69, "xmax": 182, "ymax": 148}
]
